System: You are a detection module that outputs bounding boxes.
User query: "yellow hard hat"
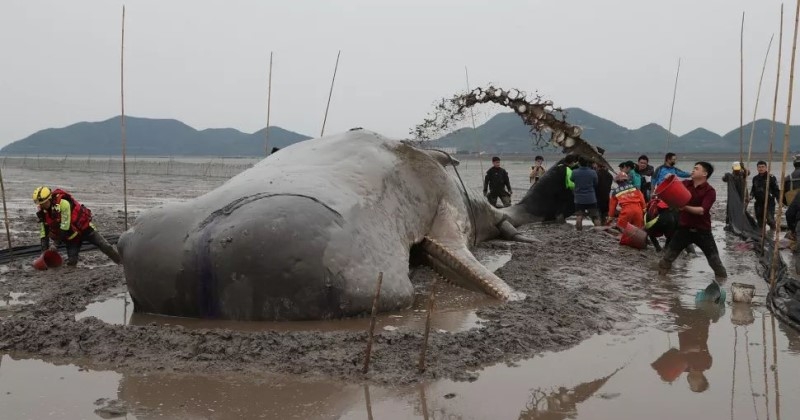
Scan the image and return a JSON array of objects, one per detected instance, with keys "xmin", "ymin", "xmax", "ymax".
[{"xmin": 33, "ymin": 186, "xmax": 52, "ymax": 204}]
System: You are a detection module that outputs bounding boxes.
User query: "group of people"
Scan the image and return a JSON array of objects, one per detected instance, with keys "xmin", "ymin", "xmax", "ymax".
[{"xmin": 482, "ymin": 153, "xmax": 728, "ymax": 278}]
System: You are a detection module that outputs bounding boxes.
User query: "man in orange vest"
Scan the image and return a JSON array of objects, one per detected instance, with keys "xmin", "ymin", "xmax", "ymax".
[
  {"xmin": 33, "ymin": 186, "xmax": 121, "ymax": 267},
  {"xmin": 606, "ymin": 172, "xmax": 646, "ymax": 247}
]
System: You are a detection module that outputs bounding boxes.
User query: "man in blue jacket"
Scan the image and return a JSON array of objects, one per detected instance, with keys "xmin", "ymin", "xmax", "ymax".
[
  {"xmin": 570, "ymin": 156, "xmax": 601, "ymax": 231},
  {"xmin": 652, "ymin": 153, "xmax": 692, "ymax": 194}
]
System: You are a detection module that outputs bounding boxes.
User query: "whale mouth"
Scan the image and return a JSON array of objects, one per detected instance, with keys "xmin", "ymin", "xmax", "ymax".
[{"xmin": 410, "ymin": 237, "xmax": 522, "ymax": 301}]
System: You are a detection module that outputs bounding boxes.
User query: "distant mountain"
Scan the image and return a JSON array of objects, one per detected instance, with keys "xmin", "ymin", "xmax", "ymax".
[
  {"xmin": 0, "ymin": 116, "xmax": 311, "ymax": 156},
  {"xmin": 429, "ymin": 108, "xmax": 800, "ymax": 154}
]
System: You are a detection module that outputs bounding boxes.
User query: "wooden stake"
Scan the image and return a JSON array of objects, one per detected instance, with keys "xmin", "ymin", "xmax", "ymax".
[
  {"xmin": 362, "ymin": 271, "xmax": 382, "ymax": 374},
  {"xmin": 665, "ymin": 58, "xmax": 681, "ymax": 153},
  {"xmin": 0, "ymin": 167, "xmax": 12, "ymax": 253},
  {"xmin": 418, "ymin": 278, "xmax": 437, "ymax": 373},
  {"xmin": 764, "ymin": 4, "xmax": 784, "ymax": 248},
  {"xmin": 746, "ymin": 34, "xmax": 775, "ymax": 171},
  {"xmin": 771, "ymin": 0, "xmax": 800, "ymax": 294},
  {"xmin": 265, "ymin": 51, "xmax": 273, "ymax": 156},
  {"xmin": 465, "ymin": 66, "xmax": 483, "ymax": 174},
  {"xmin": 120, "ymin": 5, "xmax": 129, "ymax": 231},
  {"xmin": 364, "ymin": 384, "xmax": 375, "ymax": 420},
  {"xmin": 320, "ymin": 50, "xmax": 341, "ymax": 137}
]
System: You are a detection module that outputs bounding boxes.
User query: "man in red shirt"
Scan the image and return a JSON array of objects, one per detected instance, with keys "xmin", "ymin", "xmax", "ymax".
[{"xmin": 658, "ymin": 162, "xmax": 727, "ymax": 278}]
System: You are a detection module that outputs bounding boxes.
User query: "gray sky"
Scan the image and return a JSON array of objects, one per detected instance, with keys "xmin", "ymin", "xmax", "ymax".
[{"xmin": 0, "ymin": 0, "xmax": 795, "ymax": 146}]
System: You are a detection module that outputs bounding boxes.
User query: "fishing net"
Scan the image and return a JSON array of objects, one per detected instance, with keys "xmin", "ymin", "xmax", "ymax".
[{"xmin": 723, "ymin": 174, "xmax": 800, "ymax": 331}]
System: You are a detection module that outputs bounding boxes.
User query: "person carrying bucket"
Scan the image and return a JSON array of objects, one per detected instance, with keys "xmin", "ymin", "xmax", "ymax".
[
  {"xmin": 33, "ymin": 186, "xmax": 121, "ymax": 267},
  {"xmin": 657, "ymin": 162, "xmax": 727, "ymax": 278},
  {"xmin": 606, "ymin": 172, "xmax": 647, "ymax": 247}
]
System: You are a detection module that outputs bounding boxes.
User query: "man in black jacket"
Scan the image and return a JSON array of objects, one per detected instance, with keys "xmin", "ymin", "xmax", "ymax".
[
  {"xmin": 750, "ymin": 160, "xmax": 780, "ymax": 230},
  {"xmin": 483, "ymin": 156, "xmax": 512, "ymax": 208},
  {"xmin": 784, "ymin": 154, "xmax": 800, "ymax": 205},
  {"xmin": 594, "ymin": 162, "xmax": 614, "ymax": 225}
]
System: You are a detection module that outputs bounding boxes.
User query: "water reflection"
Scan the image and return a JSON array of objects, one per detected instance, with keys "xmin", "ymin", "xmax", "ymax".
[
  {"xmin": 651, "ymin": 286, "xmax": 726, "ymax": 393},
  {"xmin": 519, "ymin": 368, "xmax": 622, "ymax": 419}
]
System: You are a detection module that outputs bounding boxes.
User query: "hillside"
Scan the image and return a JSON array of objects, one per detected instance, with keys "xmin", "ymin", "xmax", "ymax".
[
  {"xmin": 429, "ymin": 109, "xmax": 800, "ymax": 154},
  {"xmin": 0, "ymin": 116, "xmax": 311, "ymax": 156}
]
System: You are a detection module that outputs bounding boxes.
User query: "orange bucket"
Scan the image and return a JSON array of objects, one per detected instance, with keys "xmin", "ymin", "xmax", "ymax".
[
  {"xmin": 622, "ymin": 224, "xmax": 648, "ymax": 249},
  {"xmin": 654, "ymin": 174, "xmax": 691, "ymax": 208},
  {"xmin": 32, "ymin": 250, "xmax": 63, "ymax": 270}
]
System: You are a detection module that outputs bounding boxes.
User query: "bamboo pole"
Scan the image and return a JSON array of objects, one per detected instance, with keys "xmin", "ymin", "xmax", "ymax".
[
  {"xmin": 665, "ymin": 58, "xmax": 681, "ymax": 153},
  {"xmin": 0, "ymin": 167, "xmax": 12, "ymax": 253},
  {"xmin": 771, "ymin": 0, "xmax": 800, "ymax": 293},
  {"xmin": 418, "ymin": 279, "xmax": 437, "ymax": 373},
  {"xmin": 771, "ymin": 315, "xmax": 781, "ymax": 420},
  {"xmin": 265, "ymin": 51, "xmax": 273, "ymax": 156},
  {"xmin": 747, "ymin": 35, "xmax": 775, "ymax": 170},
  {"xmin": 764, "ymin": 4, "xmax": 784, "ymax": 248},
  {"xmin": 761, "ymin": 314, "xmax": 770, "ymax": 420},
  {"xmin": 363, "ymin": 384, "xmax": 375, "ymax": 420},
  {"xmin": 120, "ymin": 5, "xmax": 129, "ymax": 231},
  {"xmin": 320, "ymin": 50, "xmax": 341, "ymax": 137},
  {"xmin": 362, "ymin": 272, "xmax": 383, "ymax": 374},
  {"xmin": 740, "ymin": 12, "xmax": 746, "ymax": 173},
  {"xmin": 465, "ymin": 66, "xmax": 483, "ymax": 174}
]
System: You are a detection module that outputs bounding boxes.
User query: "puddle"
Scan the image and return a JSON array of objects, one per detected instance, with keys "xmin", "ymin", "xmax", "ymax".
[
  {"xmin": 481, "ymin": 250, "xmax": 512, "ymax": 272},
  {"xmin": 82, "ymin": 285, "xmax": 490, "ymax": 333},
  {"xmin": 75, "ymin": 291, "xmax": 132, "ymax": 325},
  {"xmin": 0, "ymin": 355, "xmax": 121, "ymax": 419},
  {"xmin": 8, "ymin": 305, "xmax": 800, "ymax": 419},
  {"xmin": 79, "ymin": 251, "xmax": 514, "ymax": 333},
  {"xmin": 0, "ymin": 292, "xmax": 32, "ymax": 308}
]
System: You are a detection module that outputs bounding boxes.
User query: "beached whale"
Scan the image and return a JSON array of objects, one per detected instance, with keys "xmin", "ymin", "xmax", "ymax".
[{"xmin": 118, "ymin": 88, "xmax": 609, "ymax": 321}]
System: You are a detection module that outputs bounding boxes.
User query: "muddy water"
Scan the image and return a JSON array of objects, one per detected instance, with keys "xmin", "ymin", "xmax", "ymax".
[
  {"xmin": 3, "ymin": 160, "xmax": 800, "ymax": 418},
  {"xmin": 76, "ymin": 251, "xmax": 511, "ymax": 333}
]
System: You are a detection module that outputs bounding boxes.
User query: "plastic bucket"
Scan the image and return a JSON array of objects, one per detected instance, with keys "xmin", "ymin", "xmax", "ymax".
[
  {"xmin": 32, "ymin": 250, "xmax": 63, "ymax": 271},
  {"xmin": 655, "ymin": 174, "xmax": 691, "ymax": 208},
  {"xmin": 731, "ymin": 282, "xmax": 755, "ymax": 303},
  {"xmin": 621, "ymin": 224, "xmax": 648, "ymax": 249}
]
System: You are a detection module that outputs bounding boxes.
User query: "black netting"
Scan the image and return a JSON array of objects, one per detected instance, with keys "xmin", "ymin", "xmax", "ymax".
[{"xmin": 723, "ymin": 174, "xmax": 800, "ymax": 331}]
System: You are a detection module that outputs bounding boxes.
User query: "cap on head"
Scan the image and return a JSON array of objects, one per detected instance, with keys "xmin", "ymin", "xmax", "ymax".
[
  {"xmin": 33, "ymin": 186, "xmax": 51, "ymax": 204},
  {"xmin": 614, "ymin": 172, "xmax": 629, "ymax": 182},
  {"xmin": 732, "ymin": 161, "xmax": 742, "ymax": 171}
]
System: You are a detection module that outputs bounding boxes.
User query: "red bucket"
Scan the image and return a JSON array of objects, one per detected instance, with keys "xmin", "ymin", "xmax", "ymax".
[
  {"xmin": 622, "ymin": 224, "xmax": 648, "ymax": 249},
  {"xmin": 654, "ymin": 174, "xmax": 691, "ymax": 208},
  {"xmin": 32, "ymin": 250, "xmax": 63, "ymax": 270}
]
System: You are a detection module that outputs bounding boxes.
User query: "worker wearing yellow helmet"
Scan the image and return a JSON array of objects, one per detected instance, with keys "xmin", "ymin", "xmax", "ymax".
[{"xmin": 33, "ymin": 186, "xmax": 121, "ymax": 267}]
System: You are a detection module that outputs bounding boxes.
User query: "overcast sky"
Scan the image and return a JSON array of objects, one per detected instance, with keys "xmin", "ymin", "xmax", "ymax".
[{"xmin": 0, "ymin": 0, "xmax": 796, "ymax": 146}]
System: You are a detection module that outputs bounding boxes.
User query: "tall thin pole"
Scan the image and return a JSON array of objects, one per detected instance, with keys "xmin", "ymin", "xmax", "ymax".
[
  {"xmin": 320, "ymin": 50, "xmax": 341, "ymax": 137},
  {"xmin": 665, "ymin": 58, "xmax": 681, "ymax": 153},
  {"xmin": 265, "ymin": 51, "xmax": 273, "ymax": 156},
  {"xmin": 740, "ymin": 12, "xmax": 746, "ymax": 171},
  {"xmin": 747, "ymin": 34, "xmax": 775, "ymax": 170},
  {"xmin": 120, "ymin": 5, "xmax": 128, "ymax": 231},
  {"xmin": 0, "ymin": 167, "xmax": 12, "ymax": 252},
  {"xmin": 764, "ymin": 4, "xmax": 784, "ymax": 247},
  {"xmin": 772, "ymin": 0, "xmax": 800, "ymax": 293},
  {"xmin": 465, "ymin": 66, "xmax": 483, "ymax": 174}
]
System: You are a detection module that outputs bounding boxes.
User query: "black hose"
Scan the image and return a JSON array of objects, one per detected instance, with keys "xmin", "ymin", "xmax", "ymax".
[{"xmin": 0, "ymin": 235, "xmax": 120, "ymax": 264}]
